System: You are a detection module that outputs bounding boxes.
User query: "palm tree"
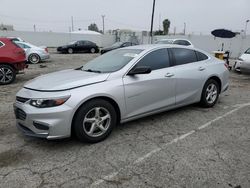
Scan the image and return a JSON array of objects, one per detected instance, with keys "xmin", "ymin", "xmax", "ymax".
[{"xmin": 163, "ymin": 19, "xmax": 171, "ymax": 35}]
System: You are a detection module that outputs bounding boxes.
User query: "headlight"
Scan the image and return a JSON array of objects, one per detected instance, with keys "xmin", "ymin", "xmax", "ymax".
[{"xmin": 30, "ymin": 96, "xmax": 70, "ymax": 108}]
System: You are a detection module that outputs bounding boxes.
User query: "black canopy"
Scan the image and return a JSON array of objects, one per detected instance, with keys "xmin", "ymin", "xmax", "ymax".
[{"xmin": 211, "ymin": 29, "xmax": 236, "ymax": 38}]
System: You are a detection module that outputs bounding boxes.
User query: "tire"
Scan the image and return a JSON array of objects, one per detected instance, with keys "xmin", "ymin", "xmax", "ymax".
[
  {"xmin": 0, "ymin": 64, "xmax": 16, "ymax": 85},
  {"xmin": 28, "ymin": 54, "xmax": 40, "ymax": 64},
  {"xmin": 73, "ymin": 99, "xmax": 117, "ymax": 143},
  {"xmin": 200, "ymin": 79, "xmax": 220, "ymax": 108},
  {"xmin": 90, "ymin": 48, "xmax": 96, "ymax": 53},
  {"xmin": 68, "ymin": 48, "xmax": 73, "ymax": 54}
]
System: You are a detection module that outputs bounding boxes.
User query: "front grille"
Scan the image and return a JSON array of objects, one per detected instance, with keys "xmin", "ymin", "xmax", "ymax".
[
  {"xmin": 15, "ymin": 108, "xmax": 27, "ymax": 120},
  {"xmin": 16, "ymin": 96, "xmax": 30, "ymax": 103}
]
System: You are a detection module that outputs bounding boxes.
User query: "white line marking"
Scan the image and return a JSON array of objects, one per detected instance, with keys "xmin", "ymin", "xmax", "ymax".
[{"xmin": 90, "ymin": 103, "xmax": 250, "ymax": 187}]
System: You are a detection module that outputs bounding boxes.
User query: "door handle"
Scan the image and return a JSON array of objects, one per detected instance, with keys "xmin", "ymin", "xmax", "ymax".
[
  {"xmin": 198, "ymin": 67, "xmax": 206, "ymax": 71},
  {"xmin": 165, "ymin": 73, "xmax": 175, "ymax": 77}
]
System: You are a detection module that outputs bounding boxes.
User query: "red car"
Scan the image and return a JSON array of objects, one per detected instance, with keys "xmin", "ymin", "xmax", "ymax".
[{"xmin": 0, "ymin": 37, "xmax": 27, "ymax": 85}]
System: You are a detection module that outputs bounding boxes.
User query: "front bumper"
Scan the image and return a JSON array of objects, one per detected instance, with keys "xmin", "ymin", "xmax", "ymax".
[{"xmin": 14, "ymin": 101, "xmax": 73, "ymax": 140}]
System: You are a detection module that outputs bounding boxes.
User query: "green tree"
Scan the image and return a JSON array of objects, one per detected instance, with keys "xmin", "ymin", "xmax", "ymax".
[
  {"xmin": 88, "ymin": 23, "xmax": 99, "ymax": 32},
  {"xmin": 163, "ymin": 19, "xmax": 171, "ymax": 35},
  {"xmin": 154, "ymin": 30, "xmax": 164, "ymax": 35}
]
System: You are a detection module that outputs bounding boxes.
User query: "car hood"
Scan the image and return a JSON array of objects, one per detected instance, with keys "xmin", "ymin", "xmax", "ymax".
[
  {"xmin": 240, "ymin": 54, "xmax": 250, "ymax": 62},
  {"xmin": 102, "ymin": 46, "xmax": 119, "ymax": 51},
  {"xmin": 24, "ymin": 69, "xmax": 110, "ymax": 91}
]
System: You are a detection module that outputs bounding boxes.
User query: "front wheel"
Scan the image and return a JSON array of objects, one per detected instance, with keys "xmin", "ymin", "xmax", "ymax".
[
  {"xmin": 68, "ymin": 48, "xmax": 73, "ymax": 54},
  {"xmin": 90, "ymin": 48, "xmax": 96, "ymax": 53},
  {"xmin": 200, "ymin": 79, "xmax": 219, "ymax": 108},
  {"xmin": 0, "ymin": 65, "xmax": 16, "ymax": 85},
  {"xmin": 73, "ymin": 99, "xmax": 117, "ymax": 143}
]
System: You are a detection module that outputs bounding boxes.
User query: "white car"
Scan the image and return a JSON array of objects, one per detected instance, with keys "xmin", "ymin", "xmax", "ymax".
[
  {"xmin": 15, "ymin": 41, "xmax": 50, "ymax": 64},
  {"xmin": 14, "ymin": 45, "xmax": 229, "ymax": 143},
  {"xmin": 7, "ymin": 37, "xmax": 25, "ymax": 42},
  {"xmin": 234, "ymin": 48, "xmax": 250, "ymax": 73},
  {"xmin": 155, "ymin": 39, "xmax": 194, "ymax": 47}
]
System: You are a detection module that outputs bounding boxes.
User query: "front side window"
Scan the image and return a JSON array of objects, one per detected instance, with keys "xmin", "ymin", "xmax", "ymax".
[
  {"xmin": 122, "ymin": 42, "xmax": 131, "ymax": 47},
  {"xmin": 0, "ymin": 41, "xmax": 4, "ymax": 47},
  {"xmin": 83, "ymin": 49, "xmax": 143, "ymax": 73},
  {"xmin": 172, "ymin": 48, "xmax": 197, "ymax": 65},
  {"xmin": 135, "ymin": 48, "xmax": 170, "ymax": 71}
]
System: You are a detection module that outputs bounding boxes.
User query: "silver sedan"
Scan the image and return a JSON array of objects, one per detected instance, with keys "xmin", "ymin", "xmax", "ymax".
[
  {"xmin": 14, "ymin": 45, "xmax": 229, "ymax": 143},
  {"xmin": 15, "ymin": 41, "xmax": 50, "ymax": 64}
]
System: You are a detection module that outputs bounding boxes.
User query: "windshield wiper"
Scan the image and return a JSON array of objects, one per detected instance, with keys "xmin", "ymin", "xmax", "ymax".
[{"xmin": 83, "ymin": 69, "xmax": 102, "ymax": 73}]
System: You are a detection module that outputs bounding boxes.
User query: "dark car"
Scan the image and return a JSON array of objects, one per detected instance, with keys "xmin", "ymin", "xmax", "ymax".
[
  {"xmin": 57, "ymin": 40, "xmax": 99, "ymax": 54},
  {"xmin": 0, "ymin": 38, "xmax": 27, "ymax": 85},
  {"xmin": 100, "ymin": 42, "xmax": 138, "ymax": 54}
]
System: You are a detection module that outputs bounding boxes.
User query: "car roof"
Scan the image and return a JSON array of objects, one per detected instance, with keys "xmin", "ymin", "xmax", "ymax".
[
  {"xmin": 124, "ymin": 44, "xmax": 193, "ymax": 50},
  {"xmin": 124, "ymin": 44, "xmax": 210, "ymax": 57},
  {"xmin": 0, "ymin": 37, "xmax": 11, "ymax": 42}
]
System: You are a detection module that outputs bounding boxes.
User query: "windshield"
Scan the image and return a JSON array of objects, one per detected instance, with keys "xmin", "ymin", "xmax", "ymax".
[
  {"xmin": 68, "ymin": 41, "xmax": 77, "ymax": 45},
  {"xmin": 245, "ymin": 48, "xmax": 250, "ymax": 54},
  {"xmin": 111, "ymin": 42, "xmax": 123, "ymax": 47},
  {"xmin": 155, "ymin": 40, "xmax": 173, "ymax": 44},
  {"xmin": 82, "ymin": 49, "xmax": 143, "ymax": 73}
]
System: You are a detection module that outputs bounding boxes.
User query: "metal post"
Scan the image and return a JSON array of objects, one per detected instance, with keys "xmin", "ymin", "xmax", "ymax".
[
  {"xmin": 244, "ymin": 19, "xmax": 250, "ymax": 37},
  {"xmin": 150, "ymin": 0, "xmax": 156, "ymax": 44},
  {"xmin": 184, "ymin": 22, "xmax": 186, "ymax": 35},
  {"xmin": 71, "ymin": 16, "xmax": 74, "ymax": 32},
  {"xmin": 102, "ymin": 15, "xmax": 105, "ymax": 34}
]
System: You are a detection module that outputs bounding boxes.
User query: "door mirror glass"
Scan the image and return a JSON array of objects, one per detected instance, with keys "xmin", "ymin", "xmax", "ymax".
[{"xmin": 128, "ymin": 66, "xmax": 151, "ymax": 75}]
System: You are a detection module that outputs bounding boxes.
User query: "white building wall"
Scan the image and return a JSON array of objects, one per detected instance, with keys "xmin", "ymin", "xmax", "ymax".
[
  {"xmin": 154, "ymin": 35, "xmax": 250, "ymax": 58},
  {"xmin": 0, "ymin": 30, "xmax": 116, "ymax": 47},
  {"xmin": 0, "ymin": 30, "xmax": 249, "ymax": 58}
]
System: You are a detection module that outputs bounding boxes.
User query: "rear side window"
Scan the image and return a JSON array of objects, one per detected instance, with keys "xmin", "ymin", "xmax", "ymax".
[
  {"xmin": 0, "ymin": 41, "xmax": 4, "ymax": 47},
  {"xmin": 173, "ymin": 40, "xmax": 191, "ymax": 46},
  {"xmin": 196, "ymin": 51, "xmax": 208, "ymax": 61},
  {"xmin": 172, "ymin": 48, "xmax": 197, "ymax": 65},
  {"xmin": 136, "ymin": 48, "xmax": 170, "ymax": 70}
]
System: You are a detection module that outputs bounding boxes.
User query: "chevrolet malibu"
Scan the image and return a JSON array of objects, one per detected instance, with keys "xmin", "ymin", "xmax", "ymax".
[{"xmin": 14, "ymin": 45, "xmax": 229, "ymax": 143}]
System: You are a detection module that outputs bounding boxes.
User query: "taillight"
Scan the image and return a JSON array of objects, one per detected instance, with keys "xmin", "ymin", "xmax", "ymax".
[
  {"xmin": 224, "ymin": 63, "xmax": 229, "ymax": 69},
  {"xmin": 45, "ymin": 48, "xmax": 48, "ymax": 53}
]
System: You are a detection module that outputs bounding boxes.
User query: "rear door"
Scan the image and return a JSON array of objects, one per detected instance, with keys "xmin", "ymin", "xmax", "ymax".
[
  {"xmin": 170, "ymin": 48, "xmax": 209, "ymax": 106},
  {"xmin": 123, "ymin": 48, "xmax": 176, "ymax": 118}
]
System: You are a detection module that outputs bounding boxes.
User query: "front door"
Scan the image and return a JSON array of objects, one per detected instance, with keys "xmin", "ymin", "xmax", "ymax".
[{"xmin": 123, "ymin": 48, "xmax": 176, "ymax": 119}]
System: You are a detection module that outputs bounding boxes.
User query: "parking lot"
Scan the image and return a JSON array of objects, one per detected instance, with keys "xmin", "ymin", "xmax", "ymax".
[{"xmin": 0, "ymin": 50, "xmax": 250, "ymax": 188}]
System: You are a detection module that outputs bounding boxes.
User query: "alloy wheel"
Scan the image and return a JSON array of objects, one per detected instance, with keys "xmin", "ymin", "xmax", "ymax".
[
  {"xmin": 29, "ymin": 54, "xmax": 40, "ymax": 64},
  {"xmin": 205, "ymin": 83, "xmax": 218, "ymax": 104},
  {"xmin": 83, "ymin": 107, "xmax": 111, "ymax": 137},
  {"xmin": 0, "ymin": 67, "xmax": 14, "ymax": 84}
]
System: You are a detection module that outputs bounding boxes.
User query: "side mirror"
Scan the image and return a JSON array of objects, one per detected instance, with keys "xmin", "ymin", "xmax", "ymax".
[{"xmin": 128, "ymin": 66, "xmax": 151, "ymax": 75}]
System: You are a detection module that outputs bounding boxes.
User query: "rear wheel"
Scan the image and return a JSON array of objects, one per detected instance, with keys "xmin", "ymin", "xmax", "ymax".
[
  {"xmin": 73, "ymin": 99, "xmax": 117, "ymax": 143},
  {"xmin": 0, "ymin": 65, "xmax": 16, "ymax": 85},
  {"xmin": 28, "ymin": 54, "xmax": 40, "ymax": 64},
  {"xmin": 200, "ymin": 79, "xmax": 219, "ymax": 108}
]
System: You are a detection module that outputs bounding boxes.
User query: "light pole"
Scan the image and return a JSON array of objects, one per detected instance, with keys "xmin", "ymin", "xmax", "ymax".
[
  {"xmin": 183, "ymin": 22, "xmax": 186, "ymax": 35},
  {"xmin": 244, "ymin": 19, "xmax": 250, "ymax": 36},
  {"xmin": 71, "ymin": 16, "xmax": 74, "ymax": 32},
  {"xmin": 150, "ymin": 0, "xmax": 156, "ymax": 44},
  {"xmin": 101, "ymin": 15, "xmax": 105, "ymax": 34}
]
